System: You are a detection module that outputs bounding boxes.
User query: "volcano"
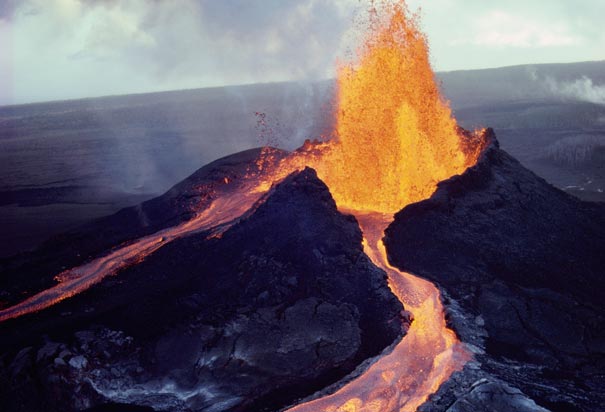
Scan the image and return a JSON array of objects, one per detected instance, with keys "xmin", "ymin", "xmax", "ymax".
[
  {"xmin": 1, "ymin": 2, "xmax": 604, "ymax": 412},
  {"xmin": 2, "ymin": 130, "xmax": 604, "ymax": 412}
]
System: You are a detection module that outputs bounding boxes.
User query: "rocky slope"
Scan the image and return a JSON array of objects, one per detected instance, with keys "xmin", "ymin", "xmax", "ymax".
[
  {"xmin": 0, "ymin": 148, "xmax": 288, "ymax": 307},
  {"xmin": 0, "ymin": 166, "xmax": 404, "ymax": 412},
  {"xmin": 385, "ymin": 129, "xmax": 605, "ymax": 412}
]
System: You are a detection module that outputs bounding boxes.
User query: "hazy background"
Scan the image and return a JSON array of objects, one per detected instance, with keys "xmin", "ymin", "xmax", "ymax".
[{"xmin": 1, "ymin": 0, "xmax": 605, "ymax": 105}]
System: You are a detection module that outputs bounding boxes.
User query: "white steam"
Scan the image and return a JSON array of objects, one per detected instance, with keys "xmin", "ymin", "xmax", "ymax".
[{"xmin": 545, "ymin": 75, "xmax": 605, "ymax": 105}]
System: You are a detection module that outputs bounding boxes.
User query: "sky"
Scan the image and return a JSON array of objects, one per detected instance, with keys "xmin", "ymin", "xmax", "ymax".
[{"xmin": 1, "ymin": 0, "xmax": 604, "ymax": 105}]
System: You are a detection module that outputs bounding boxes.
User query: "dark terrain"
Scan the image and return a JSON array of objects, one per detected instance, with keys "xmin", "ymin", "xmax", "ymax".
[
  {"xmin": 1, "ymin": 130, "xmax": 604, "ymax": 412},
  {"xmin": 386, "ymin": 130, "xmax": 605, "ymax": 412},
  {"xmin": 0, "ymin": 157, "xmax": 404, "ymax": 412},
  {"xmin": 0, "ymin": 148, "xmax": 286, "ymax": 307},
  {"xmin": 442, "ymin": 61, "xmax": 605, "ymax": 204},
  {"xmin": 0, "ymin": 82, "xmax": 334, "ymax": 257}
]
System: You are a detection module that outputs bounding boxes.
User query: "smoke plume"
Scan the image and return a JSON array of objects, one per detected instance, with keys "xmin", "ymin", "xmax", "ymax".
[{"xmin": 545, "ymin": 75, "xmax": 605, "ymax": 105}]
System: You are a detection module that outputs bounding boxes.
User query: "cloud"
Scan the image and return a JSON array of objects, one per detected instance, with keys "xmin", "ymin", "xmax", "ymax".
[
  {"xmin": 0, "ymin": 0, "xmax": 18, "ymax": 21},
  {"xmin": 461, "ymin": 11, "xmax": 580, "ymax": 48},
  {"xmin": 1, "ymin": 0, "xmax": 359, "ymax": 104}
]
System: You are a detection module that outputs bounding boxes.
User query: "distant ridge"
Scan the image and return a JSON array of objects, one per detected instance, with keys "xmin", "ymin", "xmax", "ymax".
[{"xmin": 2, "ymin": 60, "xmax": 603, "ymax": 108}]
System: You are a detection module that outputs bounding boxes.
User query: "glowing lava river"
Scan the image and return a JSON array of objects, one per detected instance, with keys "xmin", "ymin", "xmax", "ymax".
[
  {"xmin": 286, "ymin": 212, "xmax": 471, "ymax": 412},
  {"xmin": 0, "ymin": 2, "xmax": 489, "ymax": 411}
]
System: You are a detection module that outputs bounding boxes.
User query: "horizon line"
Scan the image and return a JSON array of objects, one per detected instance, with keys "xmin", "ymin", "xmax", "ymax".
[{"xmin": 2, "ymin": 59, "xmax": 604, "ymax": 109}]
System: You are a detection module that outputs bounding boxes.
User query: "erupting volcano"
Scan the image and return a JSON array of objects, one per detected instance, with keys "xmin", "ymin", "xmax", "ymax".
[
  {"xmin": 0, "ymin": 1, "xmax": 486, "ymax": 409},
  {"xmin": 2, "ymin": 1, "xmax": 604, "ymax": 412}
]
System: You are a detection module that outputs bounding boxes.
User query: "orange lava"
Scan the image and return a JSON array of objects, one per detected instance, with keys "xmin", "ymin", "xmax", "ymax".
[
  {"xmin": 0, "ymin": 186, "xmax": 266, "ymax": 323},
  {"xmin": 286, "ymin": 213, "xmax": 471, "ymax": 412},
  {"xmin": 258, "ymin": 1, "xmax": 484, "ymax": 213}
]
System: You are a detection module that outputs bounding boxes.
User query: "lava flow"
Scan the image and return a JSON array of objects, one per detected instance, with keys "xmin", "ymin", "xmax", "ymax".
[
  {"xmin": 0, "ymin": 1, "xmax": 488, "ymax": 410},
  {"xmin": 0, "ymin": 184, "xmax": 268, "ymax": 323},
  {"xmin": 286, "ymin": 213, "xmax": 470, "ymax": 412}
]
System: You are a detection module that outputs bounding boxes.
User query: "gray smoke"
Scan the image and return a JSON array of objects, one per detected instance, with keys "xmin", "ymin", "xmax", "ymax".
[
  {"xmin": 1, "ymin": 0, "xmax": 359, "ymax": 104},
  {"xmin": 545, "ymin": 75, "xmax": 605, "ymax": 105}
]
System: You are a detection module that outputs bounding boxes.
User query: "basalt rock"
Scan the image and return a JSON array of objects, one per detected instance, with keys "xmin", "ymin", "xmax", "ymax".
[
  {"xmin": 445, "ymin": 379, "xmax": 549, "ymax": 412},
  {"xmin": 385, "ymin": 129, "xmax": 605, "ymax": 412},
  {"xmin": 0, "ymin": 164, "xmax": 404, "ymax": 412}
]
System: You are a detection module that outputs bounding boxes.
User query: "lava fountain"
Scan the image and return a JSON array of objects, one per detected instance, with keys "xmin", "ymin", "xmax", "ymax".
[
  {"xmin": 256, "ymin": 2, "xmax": 485, "ymax": 213},
  {"xmin": 0, "ymin": 1, "xmax": 488, "ymax": 410},
  {"xmin": 318, "ymin": 2, "xmax": 481, "ymax": 212}
]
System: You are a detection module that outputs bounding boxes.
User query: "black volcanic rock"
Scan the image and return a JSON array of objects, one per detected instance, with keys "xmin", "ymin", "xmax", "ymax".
[
  {"xmin": 445, "ymin": 379, "xmax": 549, "ymax": 412},
  {"xmin": 0, "ymin": 165, "xmax": 404, "ymax": 412},
  {"xmin": 385, "ymin": 129, "xmax": 605, "ymax": 412}
]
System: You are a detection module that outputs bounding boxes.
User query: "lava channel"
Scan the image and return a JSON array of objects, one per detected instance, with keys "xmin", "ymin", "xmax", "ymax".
[{"xmin": 285, "ymin": 212, "xmax": 471, "ymax": 412}]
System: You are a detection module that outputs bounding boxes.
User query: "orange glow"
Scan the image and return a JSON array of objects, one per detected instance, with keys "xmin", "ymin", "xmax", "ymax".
[
  {"xmin": 325, "ymin": 3, "xmax": 465, "ymax": 212},
  {"xmin": 260, "ymin": 1, "xmax": 484, "ymax": 213},
  {"xmin": 286, "ymin": 213, "xmax": 471, "ymax": 412}
]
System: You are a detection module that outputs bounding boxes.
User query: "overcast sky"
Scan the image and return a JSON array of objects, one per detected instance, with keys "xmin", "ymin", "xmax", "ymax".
[{"xmin": 1, "ymin": 0, "xmax": 604, "ymax": 105}]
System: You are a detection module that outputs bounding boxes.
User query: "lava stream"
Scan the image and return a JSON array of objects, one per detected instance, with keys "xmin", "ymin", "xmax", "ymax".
[
  {"xmin": 286, "ymin": 212, "xmax": 470, "ymax": 412},
  {"xmin": 0, "ymin": 186, "xmax": 265, "ymax": 323}
]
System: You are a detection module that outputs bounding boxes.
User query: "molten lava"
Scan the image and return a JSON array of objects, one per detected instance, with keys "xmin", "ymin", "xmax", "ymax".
[
  {"xmin": 258, "ymin": 2, "xmax": 484, "ymax": 213},
  {"xmin": 286, "ymin": 213, "xmax": 470, "ymax": 412},
  {"xmin": 321, "ymin": 4, "xmax": 467, "ymax": 212},
  {"xmin": 0, "ymin": 186, "xmax": 267, "ymax": 323},
  {"xmin": 0, "ymin": 1, "xmax": 489, "ymax": 410}
]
